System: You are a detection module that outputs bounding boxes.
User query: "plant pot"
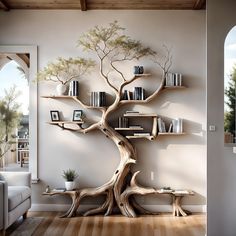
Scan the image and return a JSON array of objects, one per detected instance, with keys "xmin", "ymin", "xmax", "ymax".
[
  {"xmin": 65, "ymin": 181, "xmax": 75, "ymax": 191},
  {"xmin": 56, "ymin": 84, "xmax": 67, "ymax": 95}
]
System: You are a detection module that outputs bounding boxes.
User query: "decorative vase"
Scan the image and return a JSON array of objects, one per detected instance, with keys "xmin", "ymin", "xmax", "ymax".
[
  {"xmin": 56, "ymin": 84, "xmax": 67, "ymax": 95},
  {"xmin": 65, "ymin": 181, "xmax": 75, "ymax": 191}
]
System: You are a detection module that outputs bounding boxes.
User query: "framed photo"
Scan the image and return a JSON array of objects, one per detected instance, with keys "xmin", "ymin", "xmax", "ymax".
[
  {"xmin": 50, "ymin": 110, "xmax": 60, "ymax": 121},
  {"xmin": 73, "ymin": 110, "xmax": 83, "ymax": 121}
]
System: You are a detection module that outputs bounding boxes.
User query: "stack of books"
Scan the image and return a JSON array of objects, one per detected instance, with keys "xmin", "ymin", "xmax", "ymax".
[
  {"xmin": 133, "ymin": 133, "xmax": 150, "ymax": 136},
  {"xmin": 90, "ymin": 91, "xmax": 106, "ymax": 107},
  {"xmin": 159, "ymin": 187, "xmax": 173, "ymax": 193},
  {"xmin": 52, "ymin": 188, "xmax": 66, "ymax": 192},
  {"xmin": 68, "ymin": 81, "xmax": 79, "ymax": 96}
]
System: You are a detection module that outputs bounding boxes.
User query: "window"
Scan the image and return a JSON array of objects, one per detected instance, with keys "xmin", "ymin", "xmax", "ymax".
[
  {"xmin": 224, "ymin": 27, "xmax": 236, "ymax": 145},
  {"xmin": 0, "ymin": 46, "xmax": 38, "ymax": 182}
]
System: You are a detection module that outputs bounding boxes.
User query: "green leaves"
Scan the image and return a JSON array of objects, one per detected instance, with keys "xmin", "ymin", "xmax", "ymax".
[
  {"xmin": 78, "ymin": 21, "xmax": 156, "ymax": 61},
  {"xmin": 62, "ymin": 169, "xmax": 78, "ymax": 181},
  {"xmin": 37, "ymin": 57, "xmax": 95, "ymax": 85},
  {"xmin": 224, "ymin": 65, "xmax": 236, "ymax": 137},
  {"xmin": 0, "ymin": 86, "xmax": 22, "ymax": 160}
]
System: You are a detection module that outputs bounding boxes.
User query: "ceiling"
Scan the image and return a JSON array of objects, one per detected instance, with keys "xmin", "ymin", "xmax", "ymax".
[{"xmin": 0, "ymin": 0, "xmax": 206, "ymax": 11}]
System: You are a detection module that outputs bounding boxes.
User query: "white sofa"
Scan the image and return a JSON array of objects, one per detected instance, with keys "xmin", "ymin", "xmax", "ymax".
[{"xmin": 0, "ymin": 172, "xmax": 31, "ymax": 235}]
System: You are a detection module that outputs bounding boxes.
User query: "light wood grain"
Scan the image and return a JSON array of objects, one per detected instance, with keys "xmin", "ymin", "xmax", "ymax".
[{"xmin": 6, "ymin": 212, "xmax": 206, "ymax": 236}]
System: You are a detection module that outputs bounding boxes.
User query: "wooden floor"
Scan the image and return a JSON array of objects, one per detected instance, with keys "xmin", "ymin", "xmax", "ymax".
[{"xmin": 7, "ymin": 212, "xmax": 206, "ymax": 236}]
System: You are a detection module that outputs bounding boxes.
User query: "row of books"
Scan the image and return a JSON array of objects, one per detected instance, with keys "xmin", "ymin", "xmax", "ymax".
[
  {"xmin": 90, "ymin": 91, "xmax": 106, "ymax": 107},
  {"xmin": 165, "ymin": 73, "xmax": 183, "ymax": 87},
  {"xmin": 158, "ymin": 118, "xmax": 183, "ymax": 133},
  {"xmin": 118, "ymin": 117, "xmax": 129, "ymax": 128},
  {"xmin": 68, "ymin": 81, "xmax": 79, "ymax": 96},
  {"xmin": 122, "ymin": 87, "xmax": 146, "ymax": 100}
]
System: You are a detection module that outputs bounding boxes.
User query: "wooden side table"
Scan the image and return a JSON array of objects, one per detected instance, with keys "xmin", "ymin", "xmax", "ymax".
[
  {"xmin": 171, "ymin": 190, "xmax": 194, "ymax": 217},
  {"xmin": 43, "ymin": 190, "xmax": 80, "ymax": 217}
]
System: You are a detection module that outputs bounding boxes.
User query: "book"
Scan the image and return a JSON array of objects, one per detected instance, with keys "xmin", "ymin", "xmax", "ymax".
[
  {"xmin": 90, "ymin": 91, "xmax": 106, "ymax": 107},
  {"xmin": 172, "ymin": 118, "xmax": 183, "ymax": 133},
  {"xmin": 172, "ymin": 190, "xmax": 191, "ymax": 195},
  {"xmin": 126, "ymin": 111, "xmax": 140, "ymax": 113},
  {"xmin": 165, "ymin": 73, "xmax": 183, "ymax": 87},
  {"xmin": 118, "ymin": 117, "xmax": 129, "ymax": 128},
  {"xmin": 159, "ymin": 187, "xmax": 173, "ymax": 193},
  {"xmin": 133, "ymin": 87, "xmax": 145, "ymax": 100},
  {"xmin": 68, "ymin": 81, "xmax": 79, "ymax": 96},
  {"xmin": 134, "ymin": 133, "xmax": 150, "ymax": 136},
  {"xmin": 158, "ymin": 118, "xmax": 166, "ymax": 133},
  {"xmin": 168, "ymin": 123, "xmax": 173, "ymax": 133},
  {"xmin": 52, "ymin": 188, "xmax": 66, "ymax": 192}
]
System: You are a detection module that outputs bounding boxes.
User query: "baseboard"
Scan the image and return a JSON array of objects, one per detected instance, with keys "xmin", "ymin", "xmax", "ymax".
[{"xmin": 30, "ymin": 203, "xmax": 206, "ymax": 213}]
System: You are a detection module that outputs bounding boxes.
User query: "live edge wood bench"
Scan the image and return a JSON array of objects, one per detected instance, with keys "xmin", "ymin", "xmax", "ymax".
[
  {"xmin": 158, "ymin": 189, "xmax": 194, "ymax": 217},
  {"xmin": 43, "ymin": 189, "xmax": 194, "ymax": 218}
]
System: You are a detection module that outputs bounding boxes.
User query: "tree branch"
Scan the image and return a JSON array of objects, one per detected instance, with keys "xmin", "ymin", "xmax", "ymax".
[
  {"xmin": 99, "ymin": 58, "xmax": 118, "ymax": 92},
  {"xmin": 56, "ymin": 122, "xmax": 100, "ymax": 134}
]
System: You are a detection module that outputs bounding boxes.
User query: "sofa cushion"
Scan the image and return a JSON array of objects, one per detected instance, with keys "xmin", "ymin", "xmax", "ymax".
[{"xmin": 8, "ymin": 186, "xmax": 31, "ymax": 211}]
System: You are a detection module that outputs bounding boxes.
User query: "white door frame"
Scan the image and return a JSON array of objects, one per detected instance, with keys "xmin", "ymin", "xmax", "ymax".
[{"xmin": 0, "ymin": 45, "xmax": 38, "ymax": 182}]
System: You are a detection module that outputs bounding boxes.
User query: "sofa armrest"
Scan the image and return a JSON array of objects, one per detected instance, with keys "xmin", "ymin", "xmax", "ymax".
[
  {"xmin": 0, "ymin": 182, "xmax": 3, "ymax": 230},
  {"xmin": 0, "ymin": 181, "xmax": 8, "ymax": 230},
  {"xmin": 0, "ymin": 172, "xmax": 31, "ymax": 187}
]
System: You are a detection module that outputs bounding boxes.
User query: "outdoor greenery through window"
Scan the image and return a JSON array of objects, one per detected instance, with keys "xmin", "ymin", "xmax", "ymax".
[
  {"xmin": 224, "ymin": 26, "xmax": 236, "ymax": 144},
  {"xmin": 0, "ymin": 57, "xmax": 29, "ymax": 170}
]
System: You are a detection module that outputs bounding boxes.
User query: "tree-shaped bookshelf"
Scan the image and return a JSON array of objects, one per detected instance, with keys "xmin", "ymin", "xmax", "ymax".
[{"xmin": 41, "ymin": 22, "xmax": 186, "ymax": 218}]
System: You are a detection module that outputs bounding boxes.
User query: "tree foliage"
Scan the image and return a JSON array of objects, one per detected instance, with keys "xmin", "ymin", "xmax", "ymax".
[
  {"xmin": 78, "ymin": 21, "xmax": 157, "ymax": 89},
  {"xmin": 224, "ymin": 65, "xmax": 236, "ymax": 139},
  {"xmin": 37, "ymin": 57, "xmax": 95, "ymax": 85},
  {"xmin": 0, "ymin": 86, "xmax": 22, "ymax": 164}
]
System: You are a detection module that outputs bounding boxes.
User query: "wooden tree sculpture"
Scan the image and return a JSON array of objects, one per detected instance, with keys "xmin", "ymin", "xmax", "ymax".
[{"xmin": 42, "ymin": 21, "xmax": 173, "ymax": 217}]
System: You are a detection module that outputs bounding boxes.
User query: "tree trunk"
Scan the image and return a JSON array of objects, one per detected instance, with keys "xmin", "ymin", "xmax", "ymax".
[{"xmin": 98, "ymin": 121, "xmax": 138, "ymax": 217}]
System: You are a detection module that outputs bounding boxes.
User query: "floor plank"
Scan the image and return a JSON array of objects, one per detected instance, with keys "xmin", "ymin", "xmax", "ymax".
[{"xmin": 6, "ymin": 212, "xmax": 206, "ymax": 236}]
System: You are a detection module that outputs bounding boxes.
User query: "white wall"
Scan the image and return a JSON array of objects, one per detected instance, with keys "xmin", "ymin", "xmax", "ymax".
[
  {"xmin": 207, "ymin": 0, "xmax": 236, "ymax": 235},
  {"xmin": 0, "ymin": 10, "xmax": 206, "ymax": 209}
]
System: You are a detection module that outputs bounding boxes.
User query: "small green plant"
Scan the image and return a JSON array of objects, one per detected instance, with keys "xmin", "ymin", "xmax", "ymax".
[{"xmin": 62, "ymin": 169, "xmax": 78, "ymax": 182}]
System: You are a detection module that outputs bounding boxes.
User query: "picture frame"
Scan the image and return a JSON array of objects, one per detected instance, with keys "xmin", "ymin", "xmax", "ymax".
[
  {"xmin": 50, "ymin": 110, "xmax": 60, "ymax": 121},
  {"xmin": 73, "ymin": 110, "xmax": 83, "ymax": 121}
]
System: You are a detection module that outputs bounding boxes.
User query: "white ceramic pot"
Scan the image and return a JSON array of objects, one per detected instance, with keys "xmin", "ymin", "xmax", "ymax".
[
  {"xmin": 56, "ymin": 84, "xmax": 67, "ymax": 95},
  {"xmin": 65, "ymin": 181, "xmax": 75, "ymax": 191}
]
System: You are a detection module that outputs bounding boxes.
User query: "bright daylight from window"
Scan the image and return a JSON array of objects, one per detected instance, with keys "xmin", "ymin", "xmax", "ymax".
[
  {"xmin": 0, "ymin": 59, "xmax": 29, "ymax": 171},
  {"xmin": 224, "ymin": 26, "xmax": 236, "ymax": 144}
]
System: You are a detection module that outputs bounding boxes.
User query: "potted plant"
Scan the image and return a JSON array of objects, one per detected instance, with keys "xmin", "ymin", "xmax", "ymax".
[
  {"xmin": 62, "ymin": 169, "xmax": 78, "ymax": 191},
  {"xmin": 37, "ymin": 57, "xmax": 95, "ymax": 95}
]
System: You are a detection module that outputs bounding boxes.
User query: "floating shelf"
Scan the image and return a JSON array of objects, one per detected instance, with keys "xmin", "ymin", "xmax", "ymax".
[
  {"xmin": 134, "ymin": 73, "xmax": 151, "ymax": 77},
  {"xmin": 124, "ymin": 113, "xmax": 158, "ymax": 117},
  {"xmin": 158, "ymin": 132, "xmax": 186, "ymax": 136},
  {"xmin": 114, "ymin": 127, "xmax": 144, "ymax": 131},
  {"xmin": 47, "ymin": 121, "xmax": 84, "ymax": 125},
  {"xmin": 42, "ymin": 95, "xmax": 77, "ymax": 99},
  {"xmin": 126, "ymin": 135, "xmax": 154, "ymax": 140},
  {"xmin": 164, "ymin": 86, "xmax": 186, "ymax": 90}
]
